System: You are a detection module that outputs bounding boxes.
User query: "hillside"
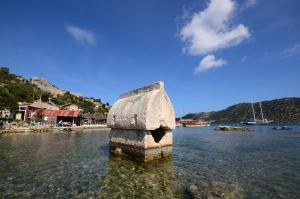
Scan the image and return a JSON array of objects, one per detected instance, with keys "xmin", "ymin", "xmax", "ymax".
[
  {"xmin": 183, "ymin": 98, "xmax": 300, "ymax": 124},
  {"xmin": 31, "ymin": 77, "xmax": 81, "ymax": 97},
  {"xmin": 0, "ymin": 67, "xmax": 109, "ymax": 114}
]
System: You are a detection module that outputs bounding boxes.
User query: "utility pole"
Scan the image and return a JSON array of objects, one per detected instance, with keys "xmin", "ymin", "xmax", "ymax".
[{"xmin": 33, "ymin": 87, "xmax": 35, "ymax": 101}]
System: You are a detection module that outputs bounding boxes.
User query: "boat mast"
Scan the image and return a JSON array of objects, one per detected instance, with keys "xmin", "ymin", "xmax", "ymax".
[
  {"xmin": 251, "ymin": 102, "xmax": 256, "ymax": 122},
  {"xmin": 180, "ymin": 108, "xmax": 183, "ymax": 121},
  {"xmin": 259, "ymin": 102, "xmax": 265, "ymax": 122}
]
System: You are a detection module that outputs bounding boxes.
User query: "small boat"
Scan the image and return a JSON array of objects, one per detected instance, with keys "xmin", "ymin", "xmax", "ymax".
[
  {"xmin": 241, "ymin": 121, "xmax": 256, "ymax": 125},
  {"xmin": 176, "ymin": 123, "xmax": 183, "ymax": 127},
  {"xmin": 182, "ymin": 121, "xmax": 210, "ymax": 127},
  {"xmin": 181, "ymin": 119, "xmax": 210, "ymax": 127},
  {"xmin": 273, "ymin": 126, "xmax": 291, "ymax": 130}
]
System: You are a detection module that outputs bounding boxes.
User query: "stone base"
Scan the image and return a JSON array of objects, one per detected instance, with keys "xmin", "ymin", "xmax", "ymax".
[
  {"xmin": 109, "ymin": 142, "xmax": 172, "ymax": 161},
  {"xmin": 109, "ymin": 128, "xmax": 173, "ymax": 161}
]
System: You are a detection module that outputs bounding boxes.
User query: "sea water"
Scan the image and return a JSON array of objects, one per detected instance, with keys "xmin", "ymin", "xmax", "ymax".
[{"xmin": 0, "ymin": 126, "xmax": 299, "ymax": 198}]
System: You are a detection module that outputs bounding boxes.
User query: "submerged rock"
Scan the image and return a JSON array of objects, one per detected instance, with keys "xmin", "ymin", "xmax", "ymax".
[
  {"xmin": 185, "ymin": 183, "xmax": 242, "ymax": 199},
  {"xmin": 186, "ymin": 185, "xmax": 223, "ymax": 199},
  {"xmin": 214, "ymin": 126, "xmax": 251, "ymax": 132}
]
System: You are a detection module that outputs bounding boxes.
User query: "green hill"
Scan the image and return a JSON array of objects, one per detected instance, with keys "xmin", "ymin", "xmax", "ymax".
[
  {"xmin": 183, "ymin": 98, "xmax": 300, "ymax": 124},
  {"xmin": 0, "ymin": 67, "xmax": 109, "ymax": 114}
]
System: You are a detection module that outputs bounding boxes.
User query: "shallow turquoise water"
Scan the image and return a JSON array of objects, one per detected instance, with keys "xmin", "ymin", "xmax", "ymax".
[{"xmin": 0, "ymin": 126, "xmax": 300, "ymax": 198}]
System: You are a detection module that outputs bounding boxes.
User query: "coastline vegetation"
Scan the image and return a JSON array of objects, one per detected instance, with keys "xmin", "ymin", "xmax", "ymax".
[
  {"xmin": 183, "ymin": 98, "xmax": 300, "ymax": 124},
  {"xmin": 0, "ymin": 67, "xmax": 109, "ymax": 114}
]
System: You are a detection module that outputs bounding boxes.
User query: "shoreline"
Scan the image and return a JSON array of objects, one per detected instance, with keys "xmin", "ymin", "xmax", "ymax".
[{"xmin": 0, "ymin": 124, "xmax": 110, "ymax": 134}]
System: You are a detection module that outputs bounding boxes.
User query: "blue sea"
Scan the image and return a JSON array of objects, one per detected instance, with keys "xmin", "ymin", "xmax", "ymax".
[{"xmin": 0, "ymin": 125, "xmax": 300, "ymax": 198}]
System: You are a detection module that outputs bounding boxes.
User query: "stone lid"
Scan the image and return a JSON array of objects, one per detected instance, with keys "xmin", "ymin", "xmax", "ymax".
[
  {"xmin": 120, "ymin": 81, "xmax": 164, "ymax": 99},
  {"xmin": 107, "ymin": 81, "xmax": 175, "ymax": 130}
]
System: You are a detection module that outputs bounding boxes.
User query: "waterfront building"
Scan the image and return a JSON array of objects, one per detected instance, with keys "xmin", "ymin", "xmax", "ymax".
[
  {"xmin": 17, "ymin": 100, "xmax": 59, "ymax": 122},
  {"xmin": 42, "ymin": 109, "xmax": 82, "ymax": 126},
  {"xmin": 82, "ymin": 113, "xmax": 107, "ymax": 125}
]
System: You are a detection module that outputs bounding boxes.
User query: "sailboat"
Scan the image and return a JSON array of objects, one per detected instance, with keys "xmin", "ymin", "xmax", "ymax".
[
  {"xmin": 257, "ymin": 102, "xmax": 273, "ymax": 124},
  {"xmin": 241, "ymin": 103, "xmax": 256, "ymax": 125},
  {"xmin": 241, "ymin": 102, "xmax": 273, "ymax": 125}
]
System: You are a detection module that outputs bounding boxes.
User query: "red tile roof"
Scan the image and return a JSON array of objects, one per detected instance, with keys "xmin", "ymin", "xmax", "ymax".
[{"xmin": 43, "ymin": 110, "xmax": 80, "ymax": 117}]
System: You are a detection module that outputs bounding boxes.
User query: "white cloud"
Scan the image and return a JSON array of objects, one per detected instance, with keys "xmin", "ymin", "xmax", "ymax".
[
  {"xmin": 66, "ymin": 25, "xmax": 96, "ymax": 45},
  {"xmin": 195, "ymin": 54, "xmax": 227, "ymax": 74},
  {"xmin": 241, "ymin": 0, "xmax": 257, "ymax": 10},
  {"xmin": 283, "ymin": 43, "xmax": 300, "ymax": 56},
  {"xmin": 180, "ymin": 0, "xmax": 250, "ymax": 55}
]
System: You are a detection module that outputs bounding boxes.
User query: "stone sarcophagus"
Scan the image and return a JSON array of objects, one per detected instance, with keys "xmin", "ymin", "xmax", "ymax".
[{"xmin": 107, "ymin": 81, "xmax": 175, "ymax": 161}]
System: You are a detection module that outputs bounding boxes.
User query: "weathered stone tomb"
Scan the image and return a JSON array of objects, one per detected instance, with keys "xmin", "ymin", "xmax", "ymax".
[{"xmin": 107, "ymin": 81, "xmax": 175, "ymax": 161}]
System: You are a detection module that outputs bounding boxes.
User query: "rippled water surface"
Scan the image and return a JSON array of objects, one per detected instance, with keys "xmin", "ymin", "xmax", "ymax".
[{"xmin": 1, "ymin": 126, "xmax": 300, "ymax": 198}]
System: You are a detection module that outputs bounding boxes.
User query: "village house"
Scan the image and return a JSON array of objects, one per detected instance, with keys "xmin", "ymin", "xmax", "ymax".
[
  {"xmin": 82, "ymin": 113, "xmax": 107, "ymax": 125},
  {"xmin": 17, "ymin": 100, "xmax": 59, "ymax": 122},
  {"xmin": 60, "ymin": 104, "xmax": 82, "ymax": 111},
  {"xmin": 0, "ymin": 109, "xmax": 11, "ymax": 120},
  {"xmin": 42, "ymin": 109, "xmax": 82, "ymax": 126},
  {"xmin": 16, "ymin": 100, "xmax": 107, "ymax": 126},
  {"xmin": 17, "ymin": 101, "xmax": 84, "ymax": 126}
]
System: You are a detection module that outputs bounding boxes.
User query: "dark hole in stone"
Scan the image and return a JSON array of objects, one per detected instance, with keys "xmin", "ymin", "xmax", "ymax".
[{"xmin": 151, "ymin": 127, "xmax": 166, "ymax": 143}]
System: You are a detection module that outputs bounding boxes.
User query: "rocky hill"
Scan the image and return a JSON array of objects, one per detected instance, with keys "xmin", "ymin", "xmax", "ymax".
[
  {"xmin": 0, "ymin": 67, "xmax": 109, "ymax": 114},
  {"xmin": 183, "ymin": 98, "xmax": 300, "ymax": 124},
  {"xmin": 31, "ymin": 77, "xmax": 81, "ymax": 97}
]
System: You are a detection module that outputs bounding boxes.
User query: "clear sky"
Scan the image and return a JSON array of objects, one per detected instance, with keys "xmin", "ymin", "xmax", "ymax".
[{"xmin": 0, "ymin": 0, "xmax": 299, "ymax": 116}]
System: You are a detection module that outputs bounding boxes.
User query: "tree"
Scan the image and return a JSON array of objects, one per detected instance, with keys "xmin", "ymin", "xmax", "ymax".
[
  {"xmin": 0, "ymin": 67, "xmax": 9, "ymax": 74},
  {"xmin": 94, "ymin": 98, "xmax": 102, "ymax": 103},
  {"xmin": 41, "ymin": 92, "xmax": 52, "ymax": 102}
]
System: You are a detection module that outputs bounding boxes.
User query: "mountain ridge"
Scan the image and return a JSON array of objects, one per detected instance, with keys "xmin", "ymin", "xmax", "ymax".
[{"xmin": 182, "ymin": 97, "xmax": 300, "ymax": 123}]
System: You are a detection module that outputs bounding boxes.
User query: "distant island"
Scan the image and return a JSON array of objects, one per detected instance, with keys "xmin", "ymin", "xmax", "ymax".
[{"xmin": 183, "ymin": 98, "xmax": 300, "ymax": 124}]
